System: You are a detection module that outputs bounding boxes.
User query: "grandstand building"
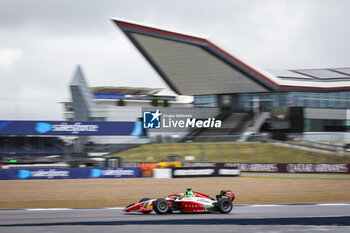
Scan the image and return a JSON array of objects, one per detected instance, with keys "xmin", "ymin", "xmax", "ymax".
[{"xmin": 110, "ymin": 18, "xmax": 350, "ymax": 141}]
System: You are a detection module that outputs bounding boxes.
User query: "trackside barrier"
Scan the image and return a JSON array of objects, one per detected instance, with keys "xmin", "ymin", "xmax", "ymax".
[
  {"xmin": 139, "ymin": 163, "xmax": 157, "ymax": 177},
  {"xmin": 153, "ymin": 168, "xmax": 172, "ymax": 178},
  {"xmin": 123, "ymin": 162, "xmax": 350, "ymax": 174},
  {"xmin": 0, "ymin": 167, "xmax": 141, "ymax": 180},
  {"xmin": 182, "ymin": 163, "xmax": 350, "ymax": 174},
  {"xmin": 171, "ymin": 167, "xmax": 240, "ymax": 178}
]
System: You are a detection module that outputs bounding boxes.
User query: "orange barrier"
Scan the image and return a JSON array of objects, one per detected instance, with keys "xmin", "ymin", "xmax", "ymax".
[{"xmin": 139, "ymin": 163, "xmax": 158, "ymax": 177}]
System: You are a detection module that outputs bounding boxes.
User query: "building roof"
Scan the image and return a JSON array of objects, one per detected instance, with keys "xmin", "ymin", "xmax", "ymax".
[
  {"xmin": 70, "ymin": 65, "xmax": 96, "ymax": 110},
  {"xmin": 269, "ymin": 68, "xmax": 350, "ymax": 81},
  {"xmin": 112, "ymin": 18, "xmax": 350, "ymax": 94},
  {"xmin": 91, "ymin": 86, "xmax": 162, "ymax": 95}
]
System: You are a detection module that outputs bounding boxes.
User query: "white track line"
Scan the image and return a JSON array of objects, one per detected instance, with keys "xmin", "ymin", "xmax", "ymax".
[
  {"xmin": 246, "ymin": 204, "xmax": 281, "ymax": 207},
  {"xmin": 104, "ymin": 207, "xmax": 124, "ymax": 210},
  {"xmin": 26, "ymin": 208, "xmax": 73, "ymax": 211},
  {"xmin": 316, "ymin": 203, "xmax": 350, "ymax": 206},
  {"xmin": 242, "ymin": 203, "xmax": 350, "ymax": 208}
]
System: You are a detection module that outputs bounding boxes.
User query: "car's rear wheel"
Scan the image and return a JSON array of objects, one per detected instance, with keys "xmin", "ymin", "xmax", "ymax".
[
  {"xmin": 217, "ymin": 198, "xmax": 233, "ymax": 214},
  {"xmin": 153, "ymin": 198, "xmax": 170, "ymax": 214},
  {"xmin": 139, "ymin": 198, "xmax": 151, "ymax": 203}
]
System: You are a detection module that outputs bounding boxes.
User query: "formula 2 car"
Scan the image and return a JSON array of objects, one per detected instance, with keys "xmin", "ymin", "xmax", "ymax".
[{"xmin": 124, "ymin": 188, "xmax": 235, "ymax": 214}]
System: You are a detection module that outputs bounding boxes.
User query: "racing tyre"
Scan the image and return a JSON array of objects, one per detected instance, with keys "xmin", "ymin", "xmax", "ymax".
[
  {"xmin": 139, "ymin": 198, "xmax": 151, "ymax": 203},
  {"xmin": 153, "ymin": 198, "xmax": 170, "ymax": 215},
  {"xmin": 217, "ymin": 198, "xmax": 233, "ymax": 214}
]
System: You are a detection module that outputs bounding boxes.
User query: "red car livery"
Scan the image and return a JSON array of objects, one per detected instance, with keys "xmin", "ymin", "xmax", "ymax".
[{"xmin": 124, "ymin": 188, "xmax": 235, "ymax": 214}]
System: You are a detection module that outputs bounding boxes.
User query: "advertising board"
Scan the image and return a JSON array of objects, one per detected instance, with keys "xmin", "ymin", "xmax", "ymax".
[
  {"xmin": 0, "ymin": 121, "xmax": 142, "ymax": 135},
  {"xmin": 0, "ymin": 167, "xmax": 141, "ymax": 180},
  {"xmin": 171, "ymin": 167, "xmax": 240, "ymax": 178}
]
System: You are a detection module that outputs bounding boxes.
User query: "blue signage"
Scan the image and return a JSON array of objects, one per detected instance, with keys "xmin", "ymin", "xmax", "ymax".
[
  {"xmin": 89, "ymin": 168, "xmax": 140, "ymax": 178},
  {"xmin": 35, "ymin": 122, "xmax": 52, "ymax": 133},
  {"xmin": 0, "ymin": 167, "xmax": 141, "ymax": 180},
  {"xmin": 93, "ymin": 93, "xmax": 126, "ymax": 100},
  {"xmin": 0, "ymin": 121, "xmax": 142, "ymax": 135}
]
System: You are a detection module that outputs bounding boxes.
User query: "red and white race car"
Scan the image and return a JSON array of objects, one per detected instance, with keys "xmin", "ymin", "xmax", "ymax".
[{"xmin": 124, "ymin": 188, "xmax": 235, "ymax": 214}]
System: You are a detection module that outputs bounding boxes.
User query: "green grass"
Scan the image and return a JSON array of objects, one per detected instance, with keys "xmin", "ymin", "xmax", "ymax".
[{"xmin": 110, "ymin": 142, "xmax": 350, "ymax": 163}]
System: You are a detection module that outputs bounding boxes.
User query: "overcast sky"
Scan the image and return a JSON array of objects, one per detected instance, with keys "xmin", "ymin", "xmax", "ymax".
[{"xmin": 0, "ymin": 0, "xmax": 349, "ymax": 120}]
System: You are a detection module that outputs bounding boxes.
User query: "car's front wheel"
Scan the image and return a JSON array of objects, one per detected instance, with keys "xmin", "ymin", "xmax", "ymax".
[
  {"xmin": 153, "ymin": 198, "xmax": 170, "ymax": 214},
  {"xmin": 216, "ymin": 198, "xmax": 233, "ymax": 214}
]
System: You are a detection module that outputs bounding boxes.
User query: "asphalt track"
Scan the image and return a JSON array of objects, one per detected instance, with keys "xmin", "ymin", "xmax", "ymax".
[{"xmin": 1, "ymin": 204, "xmax": 350, "ymax": 233}]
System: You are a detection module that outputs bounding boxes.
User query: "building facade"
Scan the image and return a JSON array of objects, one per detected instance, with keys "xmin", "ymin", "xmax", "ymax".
[{"xmin": 112, "ymin": 18, "xmax": 350, "ymax": 140}]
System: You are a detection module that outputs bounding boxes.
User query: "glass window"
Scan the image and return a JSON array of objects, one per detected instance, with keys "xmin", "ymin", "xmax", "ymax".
[
  {"xmin": 310, "ymin": 93, "xmax": 317, "ymax": 108},
  {"xmin": 304, "ymin": 119, "xmax": 311, "ymax": 132},
  {"xmin": 319, "ymin": 93, "xmax": 326, "ymax": 108},
  {"xmin": 295, "ymin": 92, "xmax": 301, "ymax": 106},
  {"xmin": 89, "ymin": 117, "xmax": 105, "ymax": 121},
  {"xmin": 234, "ymin": 91, "xmax": 350, "ymax": 111},
  {"xmin": 194, "ymin": 95, "xmax": 217, "ymax": 108},
  {"xmin": 338, "ymin": 92, "xmax": 346, "ymax": 109},
  {"xmin": 328, "ymin": 93, "xmax": 336, "ymax": 108}
]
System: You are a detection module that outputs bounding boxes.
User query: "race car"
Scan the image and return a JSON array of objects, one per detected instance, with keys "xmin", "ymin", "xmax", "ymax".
[{"xmin": 124, "ymin": 188, "xmax": 235, "ymax": 214}]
